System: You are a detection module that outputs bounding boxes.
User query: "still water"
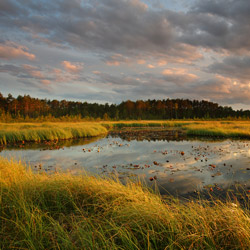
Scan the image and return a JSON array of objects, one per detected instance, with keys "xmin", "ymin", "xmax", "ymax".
[{"xmin": 1, "ymin": 130, "xmax": 250, "ymax": 197}]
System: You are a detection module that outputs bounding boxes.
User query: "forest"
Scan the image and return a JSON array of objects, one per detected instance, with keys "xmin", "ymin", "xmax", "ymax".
[{"xmin": 0, "ymin": 93, "xmax": 249, "ymax": 121}]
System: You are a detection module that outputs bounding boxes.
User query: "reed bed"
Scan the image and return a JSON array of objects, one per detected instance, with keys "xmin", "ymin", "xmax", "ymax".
[
  {"xmin": 1, "ymin": 157, "xmax": 250, "ymax": 249},
  {"xmin": 0, "ymin": 122, "xmax": 107, "ymax": 144},
  {"xmin": 1, "ymin": 120, "xmax": 250, "ymax": 144},
  {"xmin": 185, "ymin": 121, "xmax": 250, "ymax": 138},
  {"xmin": 102, "ymin": 120, "xmax": 195, "ymax": 129},
  {"xmin": 105, "ymin": 120, "xmax": 250, "ymax": 138}
]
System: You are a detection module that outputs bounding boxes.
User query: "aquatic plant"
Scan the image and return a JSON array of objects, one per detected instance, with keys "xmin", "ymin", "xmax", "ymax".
[{"xmin": 1, "ymin": 157, "xmax": 250, "ymax": 249}]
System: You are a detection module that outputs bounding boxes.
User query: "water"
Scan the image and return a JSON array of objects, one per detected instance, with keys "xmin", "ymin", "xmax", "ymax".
[{"xmin": 2, "ymin": 130, "xmax": 250, "ymax": 197}]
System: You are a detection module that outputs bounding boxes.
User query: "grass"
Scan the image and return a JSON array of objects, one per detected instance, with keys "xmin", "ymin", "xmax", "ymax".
[
  {"xmin": 102, "ymin": 120, "xmax": 194, "ymax": 129},
  {"xmin": 1, "ymin": 120, "xmax": 250, "ymax": 144},
  {"xmin": 0, "ymin": 122, "xmax": 108, "ymax": 144},
  {"xmin": 103, "ymin": 120, "xmax": 250, "ymax": 139},
  {"xmin": 184, "ymin": 121, "xmax": 250, "ymax": 138},
  {"xmin": 1, "ymin": 157, "xmax": 250, "ymax": 249}
]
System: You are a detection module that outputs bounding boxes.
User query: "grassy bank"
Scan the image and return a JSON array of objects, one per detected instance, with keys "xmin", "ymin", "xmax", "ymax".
[
  {"xmin": 1, "ymin": 120, "xmax": 250, "ymax": 144},
  {"xmin": 1, "ymin": 158, "xmax": 250, "ymax": 249},
  {"xmin": 185, "ymin": 121, "xmax": 250, "ymax": 138},
  {"xmin": 104, "ymin": 120, "xmax": 250, "ymax": 139},
  {"xmin": 0, "ymin": 122, "xmax": 107, "ymax": 144}
]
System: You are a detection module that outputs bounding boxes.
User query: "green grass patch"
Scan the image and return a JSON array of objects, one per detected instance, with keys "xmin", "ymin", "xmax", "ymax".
[{"xmin": 1, "ymin": 158, "xmax": 250, "ymax": 249}]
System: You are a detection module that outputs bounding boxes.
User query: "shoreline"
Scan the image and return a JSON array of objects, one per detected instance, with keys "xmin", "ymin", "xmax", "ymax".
[{"xmin": 0, "ymin": 120, "xmax": 250, "ymax": 144}]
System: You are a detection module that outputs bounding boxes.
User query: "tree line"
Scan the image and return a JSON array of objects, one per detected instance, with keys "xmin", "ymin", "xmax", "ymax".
[{"xmin": 0, "ymin": 93, "xmax": 249, "ymax": 121}]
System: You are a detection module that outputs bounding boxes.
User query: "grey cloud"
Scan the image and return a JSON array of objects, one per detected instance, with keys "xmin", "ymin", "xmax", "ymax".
[
  {"xmin": 0, "ymin": 0, "xmax": 24, "ymax": 16},
  {"xmin": 185, "ymin": 77, "xmax": 250, "ymax": 106},
  {"xmin": 1, "ymin": 0, "xmax": 250, "ymax": 54},
  {"xmin": 1, "ymin": 0, "xmax": 250, "ymax": 108},
  {"xmin": 95, "ymin": 72, "xmax": 141, "ymax": 86},
  {"xmin": 0, "ymin": 0, "xmax": 201, "ymax": 63},
  {"xmin": 0, "ymin": 64, "xmax": 45, "ymax": 80},
  {"xmin": 95, "ymin": 71, "xmax": 250, "ymax": 105},
  {"xmin": 208, "ymin": 56, "xmax": 250, "ymax": 82},
  {"xmin": 176, "ymin": 0, "xmax": 250, "ymax": 52}
]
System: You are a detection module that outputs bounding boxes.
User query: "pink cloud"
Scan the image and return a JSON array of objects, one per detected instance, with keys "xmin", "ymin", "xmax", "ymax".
[
  {"xmin": 41, "ymin": 79, "xmax": 51, "ymax": 85},
  {"xmin": 157, "ymin": 60, "xmax": 167, "ymax": 66},
  {"xmin": 22, "ymin": 64, "xmax": 44, "ymax": 79},
  {"xmin": 147, "ymin": 64, "xmax": 155, "ymax": 68},
  {"xmin": 61, "ymin": 61, "xmax": 83, "ymax": 73},
  {"xmin": 106, "ymin": 61, "xmax": 121, "ymax": 66},
  {"xmin": 0, "ymin": 41, "xmax": 35, "ymax": 60},
  {"xmin": 105, "ymin": 54, "xmax": 130, "ymax": 66},
  {"xmin": 129, "ymin": 0, "xmax": 148, "ymax": 11},
  {"xmin": 162, "ymin": 68, "xmax": 198, "ymax": 84},
  {"xmin": 137, "ymin": 59, "xmax": 146, "ymax": 64}
]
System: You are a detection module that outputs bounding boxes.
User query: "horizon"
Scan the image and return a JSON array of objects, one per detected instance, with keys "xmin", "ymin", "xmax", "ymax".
[{"xmin": 1, "ymin": 0, "xmax": 250, "ymax": 110}]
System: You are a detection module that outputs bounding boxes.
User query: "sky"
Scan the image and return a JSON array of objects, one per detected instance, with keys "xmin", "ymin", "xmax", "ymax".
[{"xmin": 0, "ymin": 0, "xmax": 250, "ymax": 110}]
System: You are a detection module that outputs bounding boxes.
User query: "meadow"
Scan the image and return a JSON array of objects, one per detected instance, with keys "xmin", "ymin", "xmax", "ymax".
[
  {"xmin": 1, "ymin": 157, "xmax": 250, "ymax": 249},
  {"xmin": 0, "ymin": 120, "xmax": 250, "ymax": 144}
]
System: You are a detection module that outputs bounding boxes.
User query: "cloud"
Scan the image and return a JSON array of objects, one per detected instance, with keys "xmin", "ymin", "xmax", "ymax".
[
  {"xmin": 41, "ymin": 79, "xmax": 51, "ymax": 85},
  {"xmin": 147, "ymin": 64, "xmax": 155, "ymax": 68},
  {"xmin": 1, "ymin": 0, "xmax": 249, "ymax": 56},
  {"xmin": 167, "ymin": 0, "xmax": 250, "ymax": 54},
  {"xmin": 157, "ymin": 59, "xmax": 167, "ymax": 66},
  {"xmin": 61, "ymin": 61, "xmax": 83, "ymax": 73},
  {"xmin": 94, "ymin": 72, "xmax": 141, "ymax": 86},
  {"xmin": 0, "ymin": 64, "xmax": 51, "ymax": 86},
  {"xmin": 208, "ymin": 56, "xmax": 250, "ymax": 83},
  {"xmin": 162, "ymin": 68, "xmax": 198, "ymax": 84},
  {"xmin": 0, "ymin": 0, "xmax": 202, "ymax": 64},
  {"xmin": 1, "ymin": 0, "xmax": 250, "ymax": 108},
  {"xmin": 137, "ymin": 59, "xmax": 146, "ymax": 65},
  {"xmin": 0, "ymin": 41, "xmax": 35, "ymax": 60},
  {"xmin": 104, "ymin": 54, "xmax": 131, "ymax": 66}
]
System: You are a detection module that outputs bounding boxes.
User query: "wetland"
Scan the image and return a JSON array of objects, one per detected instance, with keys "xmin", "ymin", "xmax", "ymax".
[{"xmin": 2, "ymin": 128, "xmax": 250, "ymax": 199}]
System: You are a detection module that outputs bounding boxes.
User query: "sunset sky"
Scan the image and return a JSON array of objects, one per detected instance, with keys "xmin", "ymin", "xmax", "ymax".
[{"xmin": 0, "ymin": 0, "xmax": 250, "ymax": 109}]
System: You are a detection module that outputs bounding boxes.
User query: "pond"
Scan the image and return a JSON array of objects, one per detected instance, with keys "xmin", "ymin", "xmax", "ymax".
[{"xmin": 1, "ymin": 129, "xmax": 250, "ymax": 198}]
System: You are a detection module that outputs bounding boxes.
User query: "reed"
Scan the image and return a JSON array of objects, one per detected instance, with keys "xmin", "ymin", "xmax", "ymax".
[
  {"xmin": 0, "ymin": 122, "xmax": 107, "ymax": 144},
  {"xmin": 1, "ymin": 157, "xmax": 250, "ymax": 249},
  {"xmin": 185, "ymin": 121, "xmax": 250, "ymax": 138},
  {"xmin": 2, "ymin": 120, "xmax": 250, "ymax": 144}
]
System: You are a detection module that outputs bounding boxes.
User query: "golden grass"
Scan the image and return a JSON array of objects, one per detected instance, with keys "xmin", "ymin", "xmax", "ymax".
[
  {"xmin": 184, "ymin": 121, "xmax": 250, "ymax": 138},
  {"xmin": 1, "ymin": 157, "xmax": 250, "ymax": 249},
  {"xmin": 0, "ymin": 122, "xmax": 107, "ymax": 144},
  {"xmin": 103, "ymin": 120, "xmax": 250, "ymax": 138},
  {"xmin": 1, "ymin": 120, "xmax": 250, "ymax": 144}
]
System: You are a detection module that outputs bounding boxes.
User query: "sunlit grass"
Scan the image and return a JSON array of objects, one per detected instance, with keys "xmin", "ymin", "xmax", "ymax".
[
  {"xmin": 184, "ymin": 121, "xmax": 250, "ymax": 138},
  {"xmin": 0, "ymin": 122, "xmax": 107, "ymax": 144},
  {"xmin": 1, "ymin": 157, "xmax": 250, "ymax": 249},
  {"xmin": 1, "ymin": 120, "xmax": 250, "ymax": 144},
  {"xmin": 104, "ymin": 120, "xmax": 250, "ymax": 138}
]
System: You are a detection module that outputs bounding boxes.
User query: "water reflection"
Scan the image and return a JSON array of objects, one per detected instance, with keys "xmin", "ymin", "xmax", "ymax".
[{"xmin": 1, "ymin": 130, "xmax": 250, "ymax": 198}]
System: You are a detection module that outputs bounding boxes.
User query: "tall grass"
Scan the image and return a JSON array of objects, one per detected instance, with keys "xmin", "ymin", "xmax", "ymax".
[
  {"xmin": 2, "ymin": 120, "xmax": 250, "ymax": 144},
  {"xmin": 0, "ymin": 122, "xmax": 107, "ymax": 144},
  {"xmin": 103, "ymin": 120, "xmax": 194, "ymax": 129},
  {"xmin": 1, "ymin": 157, "xmax": 250, "ymax": 249},
  {"xmin": 105, "ymin": 120, "xmax": 250, "ymax": 138},
  {"xmin": 185, "ymin": 121, "xmax": 250, "ymax": 138}
]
